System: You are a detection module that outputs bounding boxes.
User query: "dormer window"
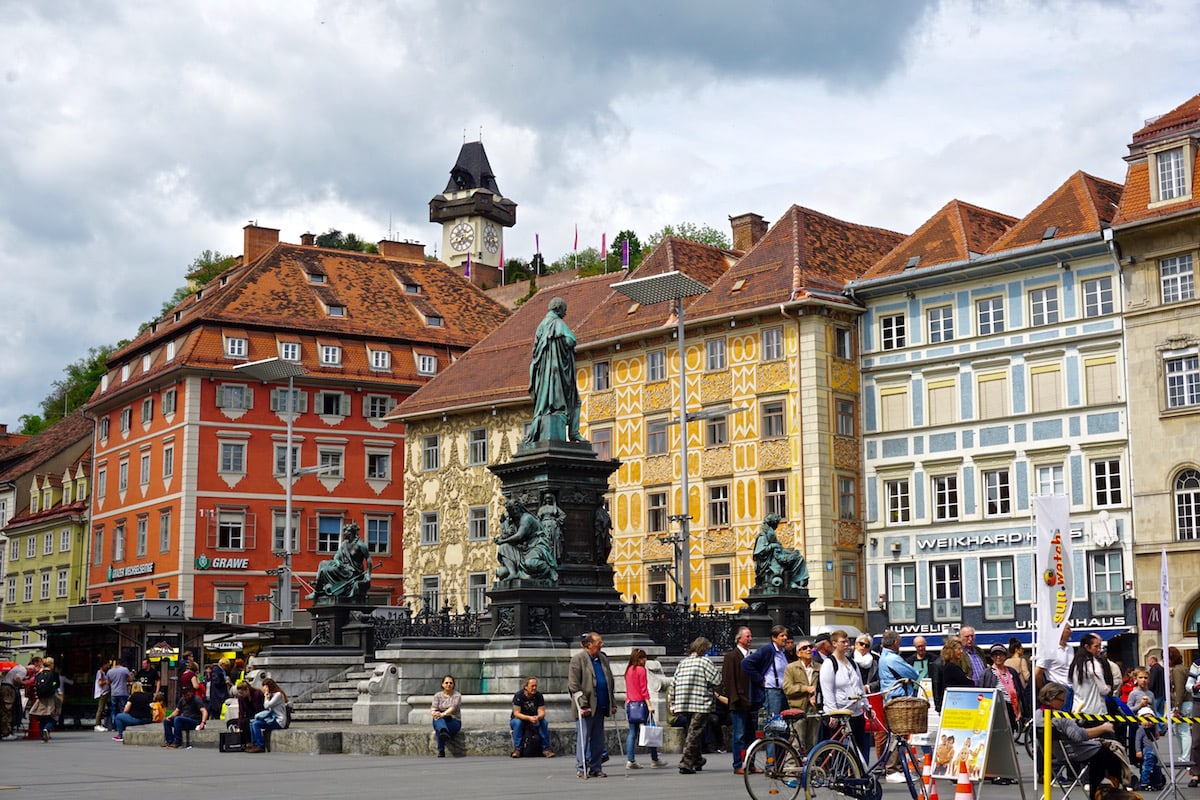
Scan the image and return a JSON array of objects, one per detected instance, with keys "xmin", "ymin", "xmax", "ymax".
[
  {"xmin": 1150, "ymin": 141, "xmax": 1195, "ymax": 204},
  {"xmin": 308, "ymin": 272, "xmax": 326, "ymax": 284},
  {"xmin": 121, "ymin": 364, "xmax": 130, "ymax": 382},
  {"xmin": 142, "ymin": 354, "xmax": 151, "ymax": 372},
  {"xmin": 321, "ymin": 345, "xmax": 342, "ymax": 366},
  {"xmin": 426, "ymin": 314, "xmax": 444, "ymax": 328},
  {"xmin": 404, "ymin": 283, "xmax": 422, "ymax": 294},
  {"xmin": 280, "ymin": 342, "xmax": 301, "ymax": 362},
  {"xmin": 371, "ymin": 349, "xmax": 391, "ymax": 371},
  {"xmin": 328, "ymin": 304, "xmax": 346, "ymax": 317},
  {"xmin": 225, "ymin": 337, "xmax": 248, "ymax": 358},
  {"xmin": 417, "ymin": 354, "xmax": 437, "ymax": 375}
]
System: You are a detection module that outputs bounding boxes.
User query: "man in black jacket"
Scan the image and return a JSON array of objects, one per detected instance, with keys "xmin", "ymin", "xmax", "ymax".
[{"xmin": 723, "ymin": 627, "xmax": 756, "ymax": 773}]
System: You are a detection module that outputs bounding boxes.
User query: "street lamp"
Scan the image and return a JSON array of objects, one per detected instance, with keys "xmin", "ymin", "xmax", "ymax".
[
  {"xmin": 234, "ymin": 356, "xmax": 308, "ymax": 623},
  {"xmin": 612, "ymin": 270, "xmax": 710, "ymax": 607}
]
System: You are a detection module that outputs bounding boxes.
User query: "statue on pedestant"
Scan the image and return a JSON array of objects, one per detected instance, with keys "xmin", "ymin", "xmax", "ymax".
[
  {"xmin": 537, "ymin": 492, "xmax": 566, "ymax": 565},
  {"xmin": 494, "ymin": 497, "xmax": 559, "ymax": 584},
  {"xmin": 309, "ymin": 522, "xmax": 373, "ymax": 602},
  {"xmin": 524, "ymin": 297, "xmax": 585, "ymax": 444},
  {"xmin": 753, "ymin": 513, "xmax": 809, "ymax": 592}
]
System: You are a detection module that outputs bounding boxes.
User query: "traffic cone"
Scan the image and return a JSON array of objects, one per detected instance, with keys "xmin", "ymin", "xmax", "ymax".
[
  {"xmin": 955, "ymin": 759, "xmax": 973, "ymax": 800},
  {"xmin": 922, "ymin": 752, "xmax": 933, "ymax": 795},
  {"xmin": 929, "ymin": 771, "xmax": 940, "ymax": 800}
]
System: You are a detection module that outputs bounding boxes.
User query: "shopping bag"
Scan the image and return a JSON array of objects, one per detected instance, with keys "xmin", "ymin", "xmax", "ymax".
[{"xmin": 639, "ymin": 712, "xmax": 664, "ymax": 748}]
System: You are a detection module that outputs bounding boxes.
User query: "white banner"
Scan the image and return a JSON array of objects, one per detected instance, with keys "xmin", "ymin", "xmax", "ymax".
[{"xmin": 1034, "ymin": 496, "xmax": 1072, "ymax": 645}]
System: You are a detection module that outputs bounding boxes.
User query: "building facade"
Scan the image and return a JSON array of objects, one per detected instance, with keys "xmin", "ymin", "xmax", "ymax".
[
  {"xmin": 850, "ymin": 175, "xmax": 1135, "ymax": 655},
  {"xmin": 1111, "ymin": 93, "xmax": 1200, "ymax": 654},
  {"xmin": 83, "ymin": 226, "xmax": 508, "ymax": 623}
]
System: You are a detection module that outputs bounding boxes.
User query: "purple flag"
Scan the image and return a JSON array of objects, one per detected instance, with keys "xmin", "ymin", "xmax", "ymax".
[
  {"xmin": 622, "ymin": 238, "xmax": 629, "ymax": 268},
  {"xmin": 464, "ymin": 253, "xmax": 471, "ymax": 278}
]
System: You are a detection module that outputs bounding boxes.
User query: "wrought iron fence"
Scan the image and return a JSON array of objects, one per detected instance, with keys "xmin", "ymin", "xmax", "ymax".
[
  {"xmin": 367, "ymin": 605, "xmax": 482, "ymax": 643},
  {"xmin": 565, "ymin": 600, "xmax": 739, "ymax": 655}
]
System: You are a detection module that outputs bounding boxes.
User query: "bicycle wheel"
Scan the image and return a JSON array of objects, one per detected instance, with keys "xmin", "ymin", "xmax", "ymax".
[
  {"xmin": 804, "ymin": 741, "xmax": 865, "ymax": 800},
  {"xmin": 745, "ymin": 737, "xmax": 806, "ymax": 800},
  {"xmin": 1023, "ymin": 721, "xmax": 1035, "ymax": 760}
]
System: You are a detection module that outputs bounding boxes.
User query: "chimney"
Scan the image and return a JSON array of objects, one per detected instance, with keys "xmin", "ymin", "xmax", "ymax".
[
  {"xmin": 730, "ymin": 212, "xmax": 768, "ymax": 252},
  {"xmin": 243, "ymin": 224, "xmax": 280, "ymax": 263},
  {"xmin": 378, "ymin": 239, "xmax": 427, "ymax": 261},
  {"xmin": 0, "ymin": 423, "xmax": 7, "ymax": 436},
  {"xmin": 300, "ymin": 231, "xmax": 315, "ymax": 246}
]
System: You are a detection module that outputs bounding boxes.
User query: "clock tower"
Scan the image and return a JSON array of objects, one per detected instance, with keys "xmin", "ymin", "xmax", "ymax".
[{"xmin": 430, "ymin": 141, "xmax": 517, "ymax": 287}]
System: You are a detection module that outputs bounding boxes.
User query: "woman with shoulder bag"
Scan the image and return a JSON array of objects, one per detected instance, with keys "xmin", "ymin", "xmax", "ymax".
[
  {"xmin": 624, "ymin": 649, "xmax": 664, "ymax": 769},
  {"xmin": 246, "ymin": 678, "xmax": 287, "ymax": 753}
]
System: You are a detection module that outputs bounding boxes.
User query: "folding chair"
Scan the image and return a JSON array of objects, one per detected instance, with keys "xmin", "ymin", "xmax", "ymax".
[{"xmin": 1036, "ymin": 733, "xmax": 1088, "ymax": 800}]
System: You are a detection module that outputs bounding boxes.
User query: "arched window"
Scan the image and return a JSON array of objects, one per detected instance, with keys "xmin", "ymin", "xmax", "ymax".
[{"xmin": 1176, "ymin": 468, "xmax": 1200, "ymax": 541}]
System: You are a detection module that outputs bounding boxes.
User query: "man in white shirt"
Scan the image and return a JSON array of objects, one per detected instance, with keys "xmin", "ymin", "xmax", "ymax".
[{"xmin": 1035, "ymin": 624, "xmax": 1073, "ymax": 708}]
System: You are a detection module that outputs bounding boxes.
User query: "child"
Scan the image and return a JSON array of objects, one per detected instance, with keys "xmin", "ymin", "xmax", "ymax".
[
  {"xmin": 1128, "ymin": 669, "xmax": 1154, "ymax": 712},
  {"xmin": 1135, "ymin": 706, "xmax": 1164, "ymax": 791},
  {"xmin": 151, "ymin": 692, "xmax": 166, "ymax": 723}
]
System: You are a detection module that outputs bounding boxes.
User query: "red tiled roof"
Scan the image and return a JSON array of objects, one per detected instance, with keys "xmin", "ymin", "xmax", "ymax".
[
  {"xmin": 487, "ymin": 268, "xmax": 583, "ymax": 310},
  {"xmin": 987, "ymin": 171, "xmax": 1122, "ymax": 253},
  {"xmin": 90, "ymin": 242, "xmax": 509, "ymax": 406},
  {"xmin": 1114, "ymin": 95, "xmax": 1200, "ymax": 228},
  {"xmin": 390, "ymin": 272, "xmax": 625, "ymax": 419},
  {"xmin": 1132, "ymin": 94, "xmax": 1200, "ymax": 144},
  {"xmin": 858, "ymin": 200, "xmax": 1015, "ymax": 281},
  {"xmin": 0, "ymin": 412, "xmax": 94, "ymax": 484}
]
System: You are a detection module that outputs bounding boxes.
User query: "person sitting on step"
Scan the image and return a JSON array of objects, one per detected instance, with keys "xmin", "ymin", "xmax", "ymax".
[{"xmin": 431, "ymin": 674, "xmax": 462, "ymax": 758}]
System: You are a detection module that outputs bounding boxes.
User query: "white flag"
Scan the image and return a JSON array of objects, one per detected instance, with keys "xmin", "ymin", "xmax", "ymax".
[{"xmin": 1034, "ymin": 496, "xmax": 1072, "ymax": 644}]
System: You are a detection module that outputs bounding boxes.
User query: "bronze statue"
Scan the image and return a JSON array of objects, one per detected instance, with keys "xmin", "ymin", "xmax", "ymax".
[
  {"xmin": 524, "ymin": 297, "xmax": 584, "ymax": 443},
  {"xmin": 753, "ymin": 513, "xmax": 808, "ymax": 592},
  {"xmin": 494, "ymin": 497, "xmax": 558, "ymax": 583},
  {"xmin": 594, "ymin": 503, "xmax": 613, "ymax": 563},
  {"xmin": 537, "ymin": 492, "xmax": 566, "ymax": 565},
  {"xmin": 309, "ymin": 522, "xmax": 373, "ymax": 602}
]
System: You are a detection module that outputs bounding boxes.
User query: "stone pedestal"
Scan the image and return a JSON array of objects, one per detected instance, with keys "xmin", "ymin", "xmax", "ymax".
[
  {"xmin": 484, "ymin": 583, "xmax": 565, "ymax": 647},
  {"xmin": 743, "ymin": 588, "xmax": 815, "ymax": 636},
  {"xmin": 308, "ymin": 602, "xmax": 374, "ymax": 646}
]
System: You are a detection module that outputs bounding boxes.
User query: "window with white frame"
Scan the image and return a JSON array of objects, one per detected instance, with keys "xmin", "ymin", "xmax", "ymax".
[
  {"xmin": 1083, "ymin": 277, "xmax": 1114, "ymax": 317},
  {"xmin": 1166, "ymin": 353, "xmax": 1200, "ymax": 409},
  {"xmin": 647, "ymin": 349, "xmax": 666, "ymax": 381},
  {"xmin": 647, "ymin": 491, "xmax": 668, "ymax": 532},
  {"xmin": 217, "ymin": 384, "xmax": 253, "ymax": 410},
  {"xmin": 42, "ymin": 531, "xmax": 52, "ymax": 555},
  {"xmin": 931, "ymin": 561, "xmax": 962, "ymax": 621},
  {"xmin": 421, "ymin": 575, "xmax": 441, "ymax": 612},
  {"xmin": 316, "ymin": 515, "xmax": 342, "ymax": 553},
  {"xmin": 468, "ymin": 572, "xmax": 488, "ymax": 612},
  {"xmin": 317, "ymin": 448, "xmax": 343, "ymax": 477},
  {"xmin": 6, "ymin": 577, "xmax": 14, "ymax": 605},
  {"xmin": 593, "ymin": 361, "xmax": 611, "ymax": 391},
  {"xmin": 217, "ymin": 511, "xmax": 244, "ymax": 550},
  {"xmin": 834, "ymin": 327, "xmax": 854, "ymax": 360},
  {"xmin": 98, "ymin": 417, "xmax": 110, "ymax": 440},
  {"xmin": 836, "ymin": 398, "xmax": 855, "ymax": 437},
  {"xmin": 933, "ymin": 475, "xmax": 959, "ymax": 521},
  {"xmin": 421, "ymin": 512, "xmax": 439, "ymax": 545},
  {"xmin": 887, "ymin": 564, "xmax": 916, "ymax": 623},
  {"xmin": 9, "ymin": 538, "xmax": 17, "ymax": 562},
  {"xmin": 60, "ymin": 528, "xmax": 71, "ymax": 552},
  {"xmin": 840, "ymin": 559, "xmax": 859, "ymax": 603},
  {"xmin": 646, "ymin": 418, "xmax": 668, "ymax": 455},
  {"xmin": 225, "ymin": 337, "xmax": 247, "ymax": 358},
  {"xmin": 983, "ymin": 557, "xmax": 1015, "ymax": 619},
  {"xmin": 118, "ymin": 461, "xmax": 129, "ymax": 492},
  {"xmin": 159, "ymin": 509, "xmax": 172, "ymax": 553},
  {"xmin": 928, "ymin": 306, "xmax": 954, "ymax": 343},
  {"xmin": 365, "ymin": 394, "xmax": 396, "ymax": 418},
  {"xmin": 1161, "ymin": 254, "xmax": 1196, "ymax": 304},
  {"xmin": 371, "ymin": 349, "xmax": 392, "ymax": 371},
  {"xmin": 366, "ymin": 451, "xmax": 390, "ymax": 480},
  {"xmin": 318, "ymin": 391, "xmax": 350, "ymax": 417},
  {"xmin": 327, "ymin": 304, "xmax": 346, "ymax": 317},
  {"xmin": 886, "ymin": 478, "xmax": 911, "ymax": 524},
  {"xmin": 1037, "ymin": 464, "xmax": 1065, "ymax": 497},
  {"xmin": 881, "ymin": 314, "xmax": 906, "ymax": 350},
  {"xmin": 976, "ymin": 296, "xmax": 1004, "ymax": 335},
  {"xmin": 706, "ymin": 338, "xmax": 726, "ymax": 371},
  {"xmin": 1157, "ymin": 146, "xmax": 1188, "ymax": 200},
  {"xmin": 1093, "ymin": 458, "xmax": 1123, "ymax": 506},
  {"xmin": 120, "ymin": 408, "xmax": 132, "ymax": 432},
  {"xmin": 140, "ymin": 453, "xmax": 151, "ymax": 485},
  {"xmin": 113, "ymin": 522, "xmax": 126, "ymax": 561},
  {"xmin": 761, "ymin": 399, "xmax": 785, "ymax": 438},
  {"xmin": 365, "ymin": 517, "xmax": 390, "ymax": 554},
  {"xmin": 837, "ymin": 475, "xmax": 857, "ymax": 519},
  {"xmin": 136, "ymin": 516, "xmax": 148, "ymax": 557},
  {"xmin": 93, "ymin": 528, "xmax": 103, "ymax": 564},
  {"xmin": 421, "ymin": 435, "xmax": 440, "ymax": 471},
  {"xmin": 272, "ymin": 510, "xmax": 299, "ymax": 553},
  {"xmin": 1090, "ymin": 550, "xmax": 1123, "ymax": 613},
  {"xmin": 321, "ymin": 345, "xmax": 342, "ymax": 366},
  {"xmin": 56, "ymin": 568, "xmax": 68, "ymax": 598},
  {"xmin": 468, "ymin": 427, "xmax": 488, "ymax": 466},
  {"xmin": 23, "ymin": 575, "xmax": 33, "ymax": 602},
  {"xmin": 710, "ymin": 562, "xmax": 732, "ymax": 604},
  {"xmin": 273, "ymin": 444, "xmax": 299, "ymax": 476},
  {"xmin": 592, "ymin": 427, "xmax": 612, "ymax": 461},
  {"xmin": 765, "ymin": 477, "xmax": 787, "ymax": 519},
  {"xmin": 215, "ymin": 588, "xmax": 244, "ymax": 622},
  {"xmin": 40, "ymin": 572, "xmax": 50, "ymax": 600},
  {"xmin": 1175, "ymin": 468, "xmax": 1200, "ymax": 541},
  {"xmin": 141, "ymin": 396, "xmax": 154, "ymax": 424},
  {"xmin": 270, "ymin": 387, "xmax": 307, "ymax": 414},
  {"xmin": 162, "ymin": 445, "xmax": 174, "ymax": 479},
  {"xmin": 705, "ymin": 415, "xmax": 727, "ymax": 446},
  {"xmin": 417, "ymin": 354, "xmax": 437, "ymax": 375},
  {"xmin": 1030, "ymin": 286, "xmax": 1060, "ymax": 326},
  {"xmin": 983, "ymin": 469, "xmax": 1011, "ymax": 517},
  {"xmin": 762, "ymin": 327, "xmax": 783, "ymax": 361},
  {"xmin": 468, "ymin": 506, "xmax": 489, "ymax": 541},
  {"xmin": 280, "ymin": 341, "xmax": 301, "ymax": 362},
  {"xmin": 161, "ymin": 388, "xmax": 176, "ymax": 416},
  {"xmin": 219, "ymin": 442, "xmax": 245, "ymax": 473},
  {"xmin": 708, "ymin": 484, "xmax": 730, "ymax": 526}
]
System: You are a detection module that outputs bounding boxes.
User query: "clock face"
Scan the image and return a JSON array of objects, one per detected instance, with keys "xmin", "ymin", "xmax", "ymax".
[
  {"xmin": 483, "ymin": 222, "xmax": 500, "ymax": 254},
  {"xmin": 450, "ymin": 222, "xmax": 474, "ymax": 252}
]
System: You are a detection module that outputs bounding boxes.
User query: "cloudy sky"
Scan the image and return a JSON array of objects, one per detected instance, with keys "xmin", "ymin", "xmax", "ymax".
[{"xmin": 2, "ymin": 0, "xmax": 1198, "ymax": 427}]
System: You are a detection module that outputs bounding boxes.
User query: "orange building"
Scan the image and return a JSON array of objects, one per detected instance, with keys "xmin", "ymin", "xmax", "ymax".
[{"xmin": 83, "ymin": 226, "xmax": 508, "ymax": 622}]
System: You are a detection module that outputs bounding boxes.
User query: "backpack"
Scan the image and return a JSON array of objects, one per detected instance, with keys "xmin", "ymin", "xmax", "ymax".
[{"xmin": 34, "ymin": 670, "xmax": 58, "ymax": 699}]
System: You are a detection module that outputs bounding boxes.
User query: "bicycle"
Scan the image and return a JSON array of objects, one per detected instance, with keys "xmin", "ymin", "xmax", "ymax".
[
  {"xmin": 743, "ymin": 708, "xmax": 831, "ymax": 800},
  {"xmin": 1014, "ymin": 715, "xmax": 1035, "ymax": 759},
  {"xmin": 803, "ymin": 683, "xmax": 932, "ymax": 800}
]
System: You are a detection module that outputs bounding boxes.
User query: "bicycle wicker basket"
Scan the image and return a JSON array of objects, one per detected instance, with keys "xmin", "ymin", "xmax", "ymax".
[{"xmin": 883, "ymin": 696, "xmax": 929, "ymax": 735}]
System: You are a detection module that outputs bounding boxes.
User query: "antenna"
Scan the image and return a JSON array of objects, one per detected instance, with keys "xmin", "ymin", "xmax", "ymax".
[
  {"xmin": 479, "ymin": 125, "xmax": 483, "ymax": 142},
  {"xmin": 462, "ymin": 128, "xmax": 466, "ymax": 144}
]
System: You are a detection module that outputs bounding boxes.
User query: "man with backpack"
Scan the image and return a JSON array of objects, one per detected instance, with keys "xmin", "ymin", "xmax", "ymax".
[{"xmin": 29, "ymin": 656, "xmax": 61, "ymax": 742}]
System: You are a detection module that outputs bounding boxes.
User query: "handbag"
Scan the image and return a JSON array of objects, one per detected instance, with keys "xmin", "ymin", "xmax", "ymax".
[
  {"xmin": 254, "ymin": 709, "xmax": 274, "ymax": 722},
  {"xmin": 627, "ymin": 700, "xmax": 649, "ymax": 724},
  {"xmin": 639, "ymin": 712, "xmax": 664, "ymax": 748}
]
